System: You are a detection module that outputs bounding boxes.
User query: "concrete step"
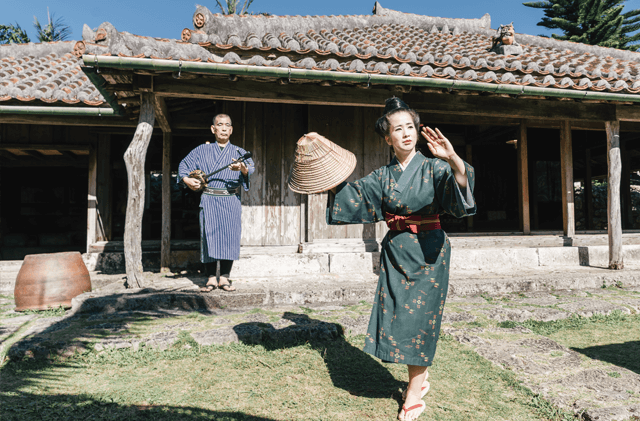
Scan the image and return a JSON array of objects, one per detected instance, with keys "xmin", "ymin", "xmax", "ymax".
[{"xmin": 67, "ymin": 266, "xmax": 640, "ymax": 315}]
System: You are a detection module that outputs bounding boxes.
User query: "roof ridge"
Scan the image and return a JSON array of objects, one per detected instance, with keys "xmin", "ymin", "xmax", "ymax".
[
  {"xmin": 189, "ymin": 3, "xmax": 491, "ymax": 44},
  {"xmin": 0, "ymin": 41, "xmax": 76, "ymax": 59}
]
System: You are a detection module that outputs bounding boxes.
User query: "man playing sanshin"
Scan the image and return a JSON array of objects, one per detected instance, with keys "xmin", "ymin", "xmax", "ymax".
[
  {"xmin": 326, "ymin": 98, "xmax": 476, "ymax": 420},
  {"xmin": 178, "ymin": 113, "xmax": 255, "ymax": 292}
]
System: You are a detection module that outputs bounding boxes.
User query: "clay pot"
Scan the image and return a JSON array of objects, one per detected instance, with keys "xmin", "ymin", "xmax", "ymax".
[{"xmin": 14, "ymin": 252, "xmax": 92, "ymax": 311}]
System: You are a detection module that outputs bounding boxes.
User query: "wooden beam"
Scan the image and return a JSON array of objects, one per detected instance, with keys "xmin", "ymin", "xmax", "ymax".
[
  {"xmin": 0, "ymin": 144, "xmax": 91, "ymax": 151},
  {"xmin": 406, "ymin": 93, "xmax": 617, "ymax": 122},
  {"xmin": 161, "ymin": 131, "xmax": 172, "ymax": 273},
  {"xmin": 153, "ymin": 95, "xmax": 172, "ymax": 133},
  {"xmin": 560, "ymin": 121, "xmax": 575, "ymax": 238},
  {"xmin": 585, "ymin": 148, "xmax": 594, "ymax": 230},
  {"xmin": 154, "ymin": 77, "xmax": 392, "ymax": 107},
  {"xmin": 614, "ymin": 104, "xmax": 640, "ymax": 122},
  {"xmin": 0, "ymin": 114, "xmax": 136, "ymax": 127},
  {"xmin": 517, "ymin": 122, "xmax": 531, "ymax": 234},
  {"xmin": 87, "ymin": 143, "xmax": 98, "ymax": 252},
  {"xmin": 97, "ymin": 134, "xmax": 112, "ymax": 241},
  {"xmin": 124, "ymin": 92, "xmax": 156, "ymax": 288},
  {"xmin": 605, "ymin": 120, "xmax": 624, "ymax": 269}
]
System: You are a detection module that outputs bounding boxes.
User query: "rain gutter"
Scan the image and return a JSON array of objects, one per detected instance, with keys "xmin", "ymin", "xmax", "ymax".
[
  {"xmin": 84, "ymin": 55, "xmax": 640, "ymax": 104},
  {"xmin": 0, "ymin": 105, "xmax": 119, "ymax": 116},
  {"xmin": 82, "ymin": 67, "xmax": 126, "ymax": 115}
]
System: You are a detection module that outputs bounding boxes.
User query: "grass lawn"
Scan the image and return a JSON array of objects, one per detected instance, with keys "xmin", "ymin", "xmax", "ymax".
[{"xmin": 0, "ymin": 330, "xmax": 571, "ymax": 421}]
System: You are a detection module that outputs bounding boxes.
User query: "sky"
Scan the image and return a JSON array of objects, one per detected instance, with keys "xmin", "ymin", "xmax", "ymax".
[{"xmin": 4, "ymin": 0, "xmax": 640, "ymax": 42}]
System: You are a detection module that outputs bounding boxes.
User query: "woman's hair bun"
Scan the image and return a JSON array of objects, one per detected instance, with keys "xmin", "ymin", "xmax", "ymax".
[{"xmin": 383, "ymin": 97, "xmax": 409, "ymax": 115}]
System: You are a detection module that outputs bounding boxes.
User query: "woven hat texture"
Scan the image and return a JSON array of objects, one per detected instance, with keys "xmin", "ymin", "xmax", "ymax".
[{"xmin": 288, "ymin": 132, "xmax": 357, "ymax": 194}]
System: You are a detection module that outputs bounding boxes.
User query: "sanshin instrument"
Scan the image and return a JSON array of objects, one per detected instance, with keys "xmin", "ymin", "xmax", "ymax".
[{"xmin": 189, "ymin": 151, "xmax": 252, "ymax": 192}]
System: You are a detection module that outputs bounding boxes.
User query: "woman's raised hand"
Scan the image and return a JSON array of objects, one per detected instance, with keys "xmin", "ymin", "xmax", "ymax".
[{"xmin": 421, "ymin": 126, "xmax": 455, "ymax": 161}]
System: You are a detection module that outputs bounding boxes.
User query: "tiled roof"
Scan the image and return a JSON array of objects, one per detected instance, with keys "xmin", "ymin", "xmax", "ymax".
[
  {"xmin": 174, "ymin": 2, "xmax": 640, "ymax": 95},
  {"xmin": 0, "ymin": 42, "xmax": 105, "ymax": 106}
]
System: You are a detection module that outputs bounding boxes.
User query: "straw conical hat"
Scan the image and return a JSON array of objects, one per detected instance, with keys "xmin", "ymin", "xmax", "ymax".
[{"xmin": 288, "ymin": 132, "xmax": 357, "ymax": 194}]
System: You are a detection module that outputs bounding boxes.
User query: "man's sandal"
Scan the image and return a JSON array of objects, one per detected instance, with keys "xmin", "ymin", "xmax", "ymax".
[
  {"xmin": 218, "ymin": 277, "xmax": 236, "ymax": 292},
  {"xmin": 200, "ymin": 277, "xmax": 217, "ymax": 292},
  {"xmin": 399, "ymin": 400, "xmax": 426, "ymax": 421}
]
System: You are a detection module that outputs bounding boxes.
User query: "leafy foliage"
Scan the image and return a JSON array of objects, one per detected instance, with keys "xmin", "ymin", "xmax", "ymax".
[
  {"xmin": 0, "ymin": 23, "xmax": 30, "ymax": 44},
  {"xmin": 523, "ymin": 0, "xmax": 640, "ymax": 50},
  {"xmin": 33, "ymin": 9, "xmax": 71, "ymax": 42},
  {"xmin": 215, "ymin": 0, "xmax": 255, "ymax": 15}
]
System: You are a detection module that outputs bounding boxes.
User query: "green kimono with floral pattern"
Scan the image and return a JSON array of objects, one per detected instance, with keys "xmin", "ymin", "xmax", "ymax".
[{"xmin": 327, "ymin": 151, "xmax": 476, "ymax": 366}]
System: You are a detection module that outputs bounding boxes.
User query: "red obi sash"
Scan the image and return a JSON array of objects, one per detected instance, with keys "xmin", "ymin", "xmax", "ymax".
[{"xmin": 384, "ymin": 212, "xmax": 441, "ymax": 234}]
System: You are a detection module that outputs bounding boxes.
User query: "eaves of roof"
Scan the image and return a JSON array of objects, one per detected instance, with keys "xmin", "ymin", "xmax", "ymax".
[{"xmin": 83, "ymin": 54, "xmax": 640, "ymax": 103}]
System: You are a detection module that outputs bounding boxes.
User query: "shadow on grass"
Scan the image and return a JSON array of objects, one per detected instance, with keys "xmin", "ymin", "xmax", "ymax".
[
  {"xmin": 233, "ymin": 312, "xmax": 403, "ymax": 400},
  {"xmin": 0, "ymin": 390, "xmax": 278, "ymax": 421},
  {"xmin": 572, "ymin": 340, "xmax": 640, "ymax": 375}
]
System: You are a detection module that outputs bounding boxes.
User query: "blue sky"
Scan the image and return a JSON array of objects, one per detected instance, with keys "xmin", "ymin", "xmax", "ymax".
[{"xmin": 5, "ymin": 0, "xmax": 640, "ymax": 42}]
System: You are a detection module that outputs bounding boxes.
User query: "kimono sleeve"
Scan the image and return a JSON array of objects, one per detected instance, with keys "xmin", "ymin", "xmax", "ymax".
[
  {"xmin": 177, "ymin": 146, "xmax": 200, "ymax": 188},
  {"xmin": 326, "ymin": 169, "xmax": 385, "ymax": 225},
  {"xmin": 433, "ymin": 159, "xmax": 476, "ymax": 218}
]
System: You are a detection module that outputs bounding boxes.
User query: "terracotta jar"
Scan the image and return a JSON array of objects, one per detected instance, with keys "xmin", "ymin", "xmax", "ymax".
[{"xmin": 14, "ymin": 251, "xmax": 92, "ymax": 311}]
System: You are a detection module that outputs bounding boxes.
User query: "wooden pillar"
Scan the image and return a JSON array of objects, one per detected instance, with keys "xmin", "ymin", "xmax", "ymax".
[
  {"xmin": 124, "ymin": 93, "xmax": 155, "ymax": 288},
  {"xmin": 161, "ymin": 131, "xmax": 172, "ymax": 272},
  {"xmin": 517, "ymin": 122, "xmax": 530, "ymax": 234},
  {"xmin": 465, "ymin": 144, "xmax": 474, "ymax": 232},
  {"xmin": 585, "ymin": 148, "xmax": 593, "ymax": 230},
  {"xmin": 605, "ymin": 121, "xmax": 624, "ymax": 269},
  {"xmin": 96, "ymin": 133, "xmax": 112, "ymax": 241},
  {"xmin": 621, "ymin": 138, "xmax": 632, "ymax": 229},
  {"xmin": 86, "ymin": 141, "xmax": 98, "ymax": 252},
  {"xmin": 560, "ymin": 121, "xmax": 575, "ymax": 238}
]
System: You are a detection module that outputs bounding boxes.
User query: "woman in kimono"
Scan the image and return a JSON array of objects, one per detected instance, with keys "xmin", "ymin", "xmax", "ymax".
[{"xmin": 326, "ymin": 98, "xmax": 475, "ymax": 420}]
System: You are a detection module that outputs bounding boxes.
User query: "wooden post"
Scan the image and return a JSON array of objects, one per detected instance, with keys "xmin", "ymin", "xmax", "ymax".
[
  {"xmin": 161, "ymin": 131, "xmax": 172, "ymax": 272},
  {"xmin": 86, "ymin": 141, "xmax": 98, "ymax": 252},
  {"xmin": 585, "ymin": 149, "xmax": 593, "ymax": 230},
  {"xmin": 560, "ymin": 121, "xmax": 575, "ymax": 238},
  {"xmin": 97, "ymin": 133, "xmax": 112, "ymax": 241},
  {"xmin": 517, "ymin": 122, "xmax": 530, "ymax": 234},
  {"xmin": 465, "ymin": 144, "xmax": 474, "ymax": 231},
  {"xmin": 124, "ymin": 93, "xmax": 155, "ymax": 288},
  {"xmin": 605, "ymin": 121, "xmax": 624, "ymax": 269}
]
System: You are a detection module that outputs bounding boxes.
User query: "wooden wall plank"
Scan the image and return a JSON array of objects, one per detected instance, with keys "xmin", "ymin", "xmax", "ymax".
[
  {"xmin": 86, "ymin": 141, "xmax": 98, "ymax": 252},
  {"xmin": 606, "ymin": 120, "xmax": 624, "ymax": 269},
  {"xmin": 517, "ymin": 122, "xmax": 530, "ymax": 234},
  {"xmin": 96, "ymin": 134, "xmax": 112, "ymax": 241},
  {"xmin": 263, "ymin": 103, "xmax": 283, "ymax": 245},
  {"xmin": 281, "ymin": 103, "xmax": 305, "ymax": 245},
  {"xmin": 560, "ymin": 121, "xmax": 575, "ymax": 237},
  {"xmin": 240, "ymin": 102, "xmax": 265, "ymax": 246},
  {"xmin": 585, "ymin": 149, "xmax": 594, "ymax": 230}
]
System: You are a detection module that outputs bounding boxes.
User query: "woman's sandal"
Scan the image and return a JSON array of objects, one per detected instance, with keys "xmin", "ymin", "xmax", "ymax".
[
  {"xmin": 399, "ymin": 400, "xmax": 426, "ymax": 421},
  {"xmin": 401, "ymin": 371, "xmax": 430, "ymax": 400},
  {"xmin": 218, "ymin": 277, "xmax": 236, "ymax": 292}
]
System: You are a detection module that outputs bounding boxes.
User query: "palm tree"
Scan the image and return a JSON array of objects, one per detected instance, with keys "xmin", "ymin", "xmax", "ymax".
[
  {"xmin": 33, "ymin": 8, "xmax": 71, "ymax": 42},
  {"xmin": 216, "ymin": 0, "xmax": 255, "ymax": 14},
  {"xmin": 0, "ymin": 23, "xmax": 30, "ymax": 44}
]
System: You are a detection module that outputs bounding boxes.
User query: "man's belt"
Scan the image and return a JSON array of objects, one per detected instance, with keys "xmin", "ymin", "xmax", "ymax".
[
  {"xmin": 384, "ymin": 212, "xmax": 441, "ymax": 233},
  {"xmin": 203, "ymin": 187, "xmax": 240, "ymax": 196}
]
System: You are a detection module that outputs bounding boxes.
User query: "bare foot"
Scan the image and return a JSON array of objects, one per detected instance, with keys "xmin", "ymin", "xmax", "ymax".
[
  {"xmin": 402, "ymin": 371, "xmax": 429, "ymax": 400},
  {"xmin": 218, "ymin": 276, "xmax": 236, "ymax": 292}
]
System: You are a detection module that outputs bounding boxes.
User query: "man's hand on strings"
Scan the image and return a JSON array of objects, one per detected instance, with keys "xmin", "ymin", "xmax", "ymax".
[{"xmin": 229, "ymin": 159, "xmax": 248, "ymax": 176}]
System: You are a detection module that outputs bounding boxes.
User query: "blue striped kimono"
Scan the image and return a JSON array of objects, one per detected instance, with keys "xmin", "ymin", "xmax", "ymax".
[{"xmin": 178, "ymin": 142, "xmax": 254, "ymax": 262}]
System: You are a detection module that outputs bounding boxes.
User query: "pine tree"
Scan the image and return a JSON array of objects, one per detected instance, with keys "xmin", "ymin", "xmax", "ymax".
[
  {"xmin": 0, "ymin": 23, "xmax": 30, "ymax": 44},
  {"xmin": 523, "ymin": 0, "xmax": 640, "ymax": 51}
]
